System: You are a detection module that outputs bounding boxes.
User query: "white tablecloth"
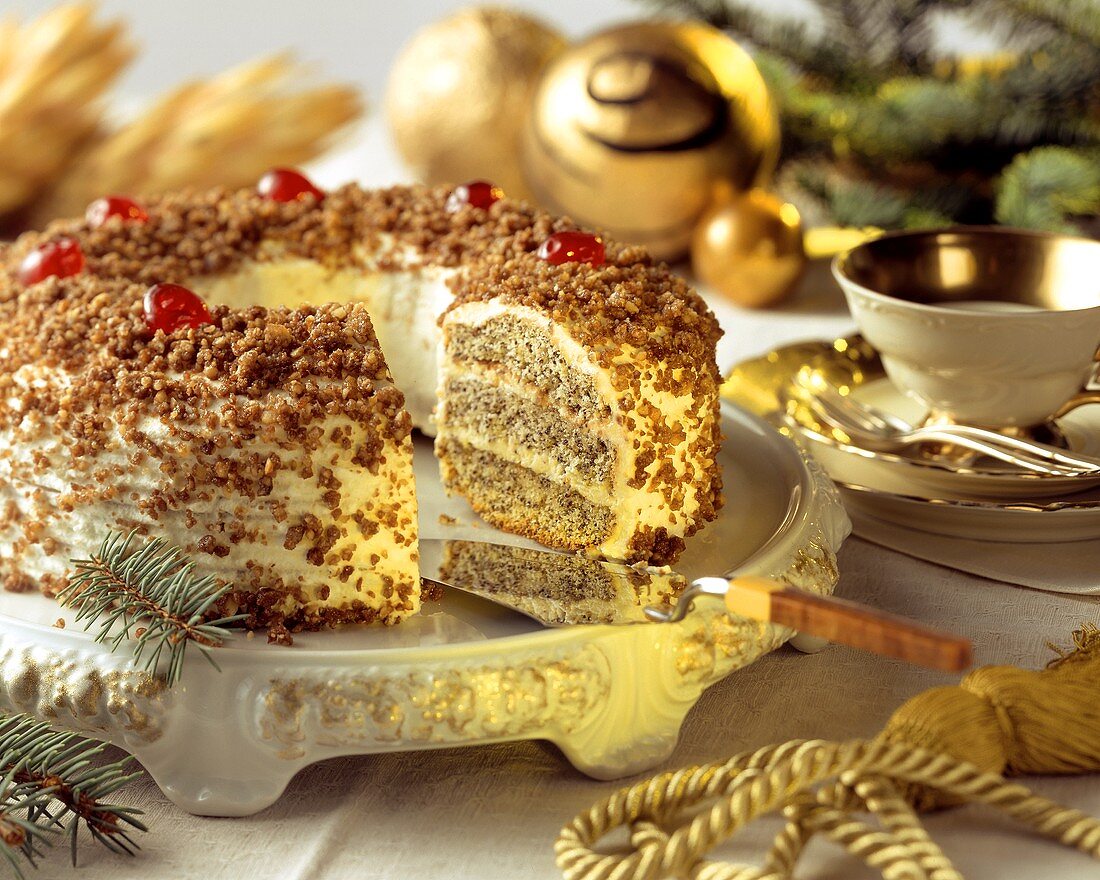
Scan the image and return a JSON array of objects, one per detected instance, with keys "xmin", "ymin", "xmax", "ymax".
[{"xmin": 68, "ymin": 123, "xmax": 1100, "ymax": 880}]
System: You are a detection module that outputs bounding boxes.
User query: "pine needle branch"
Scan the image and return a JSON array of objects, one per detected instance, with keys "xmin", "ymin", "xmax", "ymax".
[
  {"xmin": 0, "ymin": 714, "xmax": 146, "ymax": 869},
  {"xmin": 0, "ymin": 765, "xmax": 59, "ymax": 879},
  {"xmin": 59, "ymin": 530, "xmax": 248, "ymax": 686},
  {"xmin": 643, "ymin": 0, "xmax": 1100, "ymax": 228},
  {"xmin": 0, "ymin": 713, "xmax": 149, "ymax": 876},
  {"xmin": 995, "ymin": 145, "xmax": 1100, "ymax": 232},
  {"xmin": 994, "ymin": 0, "xmax": 1100, "ymax": 47},
  {"xmin": 637, "ymin": 0, "xmax": 868, "ymax": 87}
]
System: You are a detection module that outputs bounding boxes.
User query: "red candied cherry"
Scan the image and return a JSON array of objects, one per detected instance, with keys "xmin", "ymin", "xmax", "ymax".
[
  {"xmin": 537, "ymin": 231, "xmax": 605, "ymax": 267},
  {"xmin": 445, "ymin": 180, "xmax": 503, "ymax": 212},
  {"xmin": 86, "ymin": 195, "xmax": 148, "ymax": 227},
  {"xmin": 257, "ymin": 168, "xmax": 325, "ymax": 203},
  {"xmin": 18, "ymin": 238, "xmax": 85, "ymax": 285},
  {"xmin": 143, "ymin": 283, "xmax": 212, "ymax": 334}
]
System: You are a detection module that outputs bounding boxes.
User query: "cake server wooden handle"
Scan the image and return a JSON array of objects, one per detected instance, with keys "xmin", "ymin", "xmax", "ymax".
[{"xmin": 725, "ymin": 576, "xmax": 973, "ymax": 672}]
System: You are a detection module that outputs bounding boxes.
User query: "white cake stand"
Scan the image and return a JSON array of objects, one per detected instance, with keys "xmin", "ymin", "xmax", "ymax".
[{"xmin": 0, "ymin": 403, "xmax": 848, "ymax": 816}]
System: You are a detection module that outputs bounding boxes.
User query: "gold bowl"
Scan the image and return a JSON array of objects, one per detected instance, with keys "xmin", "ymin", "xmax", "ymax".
[
  {"xmin": 836, "ymin": 226, "xmax": 1100, "ymax": 312},
  {"xmin": 832, "ymin": 227, "xmax": 1100, "ymax": 432}
]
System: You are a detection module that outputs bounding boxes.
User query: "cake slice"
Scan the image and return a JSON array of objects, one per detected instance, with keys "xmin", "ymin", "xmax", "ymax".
[
  {"xmin": 436, "ymin": 250, "xmax": 723, "ymax": 565},
  {"xmin": 435, "ymin": 539, "xmax": 682, "ymax": 626}
]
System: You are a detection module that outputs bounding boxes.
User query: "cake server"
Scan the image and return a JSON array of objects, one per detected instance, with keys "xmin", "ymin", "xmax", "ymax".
[{"xmin": 418, "ymin": 538, "xmax": 972, "ymax": 672}]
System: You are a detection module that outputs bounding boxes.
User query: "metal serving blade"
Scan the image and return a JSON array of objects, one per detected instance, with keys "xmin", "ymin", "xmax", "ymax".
[
  {"xmin": 418, "ymin": 538, "xmax": 973, "ymax": 672},
  {"xmin": 418, "ymin": 538, "xmax": 683, "ymax": 627}
]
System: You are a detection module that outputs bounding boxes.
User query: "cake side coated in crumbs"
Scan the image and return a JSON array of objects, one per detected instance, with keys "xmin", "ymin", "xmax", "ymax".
[{"xmin": 0, "ymin": 270, "xmax": 419, "ymax": 629}]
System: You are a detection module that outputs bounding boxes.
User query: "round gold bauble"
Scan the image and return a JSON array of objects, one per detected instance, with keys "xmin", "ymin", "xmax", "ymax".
[
  {"xmin": 520, "ymin": 21, "xmax": 778, "ymax": 261},
  {"xmin": 692, "ymin": 190, "xmax": 806, "ymax": 308},
  {"xmin": 385, "ymin": 7, "xmax": 566, "ymax": 199}
]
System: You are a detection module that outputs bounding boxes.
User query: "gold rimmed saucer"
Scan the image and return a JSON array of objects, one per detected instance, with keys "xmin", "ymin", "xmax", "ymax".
[
  {"xmin": 836, "ymin": 481, "xmax": 1100, "ymax": 544},
  {"xmin": 723, "ymin": 335, "xmax": 1100, "ymax": 500},
  {"xmin": 722, "ymin": 336, "xmax": 1100, "ymax": 543}
]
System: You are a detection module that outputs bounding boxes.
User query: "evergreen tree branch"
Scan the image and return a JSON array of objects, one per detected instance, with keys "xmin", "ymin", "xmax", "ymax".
[
  {"xmin": 720, "ymin": 9, "xmax": 1100, "ymax": 166},
  {"xmin": 0, "ymin": 714, "xmax": 149, "ymax": 876},
  {"xmin": 890, "ymin": 0, "xmax": 941, "ymax": 74},
  {"xmin": 995, "ymin": 0, "xmax": 1100, "ymax": 47},
  {"xmin": 779, "ymin": 157, "xmax": 972, "ymax": 227},
  {"xmin": 59, "ymin": 530, "xmax": 248, "ymax": 686},
  {"xmin": 0, "ymin": 766, "xmax": 58, "ymax": 880},
  {"xmin": 641, "ymin": 0, "xmax": 1100, "ymax": 228},
  {"xmin": 800, "ymin": 0, "xmax": 866, "ymax": 56},
  {"xmin": 768, "ymin": 60, "xmax": 1099, "ymax": 168},
  {"xmin": 995, "ymin": 145, "xmax": 1100, "ymax": 232},
  {"xmin": 636, "ymin": 0, "xmax": 873, "ymax": 87}
]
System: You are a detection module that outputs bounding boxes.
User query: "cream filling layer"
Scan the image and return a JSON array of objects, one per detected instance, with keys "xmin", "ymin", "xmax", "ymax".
[{"xmin": 441, "ymin": 426, "xmax": 615, "ymax": 504}]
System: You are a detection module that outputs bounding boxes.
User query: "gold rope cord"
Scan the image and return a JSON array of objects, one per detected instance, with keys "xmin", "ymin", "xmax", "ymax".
[{"xmin": 556, "ymin": 738, "xmax": 1100, "ymax": 880}]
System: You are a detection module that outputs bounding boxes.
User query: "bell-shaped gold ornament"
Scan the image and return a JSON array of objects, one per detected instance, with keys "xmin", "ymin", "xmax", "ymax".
[{"xmin": 521, "ymin": 21, "xmax": 778, "ymax": 261}]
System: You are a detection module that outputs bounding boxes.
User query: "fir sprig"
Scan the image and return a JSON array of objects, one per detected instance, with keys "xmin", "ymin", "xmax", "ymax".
[
  {"xmin": 59, "ymin": 530, "xmax": 247, "ymax": 686},
  {"xmin": 0, "ymin": 768, "xmax": 57, "ymax": 879},
  {"xmin": 639, "ymin": 0, "xmax": 1100, "ymax": 232},
  {"xmin": 995, "ymin": 145, "xmax": 1100, "ymax": 232},
  {"xmin": 0, "ymin": 714, "xmax": 147, "ymax": 877}
]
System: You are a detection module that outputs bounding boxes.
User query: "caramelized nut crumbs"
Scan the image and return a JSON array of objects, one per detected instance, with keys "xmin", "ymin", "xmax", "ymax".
[{"xmin": 5, "ymin": 183, "xmax": 721, "ymax": 375}]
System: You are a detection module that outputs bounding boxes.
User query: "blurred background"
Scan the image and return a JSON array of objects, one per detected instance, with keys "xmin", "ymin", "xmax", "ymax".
[
  {"xmin": 6, "ymin": 0, "xmax": 995, "ymax": 97},
  {"xmin": 2, "ymin": 0, "xmax": 1095, "ymax": 315}
]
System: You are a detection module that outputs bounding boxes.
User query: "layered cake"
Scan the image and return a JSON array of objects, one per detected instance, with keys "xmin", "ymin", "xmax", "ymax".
[
  {"xmin": 0, "ymin": 173, "xmax": 723, "ymax": 630},
  {"xmin": 433, "ymin": 539, "xmax": 684, "ymax": 626},
  {"xmin": 437, "ymin": 250, "xmax": 723, "ymax": 563}
]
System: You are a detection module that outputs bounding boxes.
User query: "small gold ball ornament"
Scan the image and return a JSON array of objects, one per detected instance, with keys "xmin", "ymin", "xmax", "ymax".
[
  {"xmin": 692, "ymin": 190, "xmax": 807, "ymax": 308},
  {"xmin": 521, "ymin": 21, "xmax": 777, "ymax": 261},
  {"xmin": 386, "ymin": 7, "xmax": 566, "ymax": 199}
]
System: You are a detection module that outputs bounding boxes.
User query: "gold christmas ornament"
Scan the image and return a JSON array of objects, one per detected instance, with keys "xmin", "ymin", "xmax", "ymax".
[
  {"xmin": 692, "ymin": 189, "xmax": 806, "ymax": 308},
  {"xmin": 386, "ymin": 7, "xmax": 565, "ymax": 200},
  {"xmin": 521, "ymin": 21, "xmax": 777, "ymax": 261}
]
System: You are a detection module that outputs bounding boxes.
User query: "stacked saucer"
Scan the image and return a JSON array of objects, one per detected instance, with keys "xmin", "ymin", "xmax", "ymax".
[{"xmin": 788, "ymin": 350, "xmax": 1100, "ymax": 543}]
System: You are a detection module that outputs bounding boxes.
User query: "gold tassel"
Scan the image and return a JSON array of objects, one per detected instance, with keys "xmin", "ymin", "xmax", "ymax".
[
  {"xmin": 556, "ymin": 627, "xmax": 1100, "ymax": 880},
  {"xmin": 882, "ymin": 625, "xmax": 1100, "ymax": 811}
]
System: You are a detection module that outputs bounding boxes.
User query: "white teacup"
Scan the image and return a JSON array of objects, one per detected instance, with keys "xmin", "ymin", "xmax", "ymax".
[{"xmin": 833, "ymin": 227, "xmax": 1100, "ymax": 430}]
